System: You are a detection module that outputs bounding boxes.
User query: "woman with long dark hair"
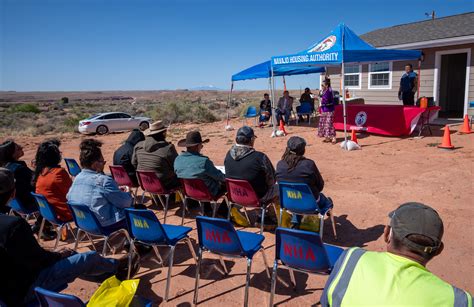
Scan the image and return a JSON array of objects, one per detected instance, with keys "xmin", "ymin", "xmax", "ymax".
[
  {"xmin": 34, "ymin": 139, "xmax": 73, "ymax": 222},
  {"xmin": 318, "ymin": 78, "xmax": 337, "ymax": 144},
  {"xmin": 276, "ymin": 136, "xmax": 333, "ymax": 228}
]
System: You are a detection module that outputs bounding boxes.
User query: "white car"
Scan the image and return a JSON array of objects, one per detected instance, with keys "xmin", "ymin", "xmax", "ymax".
[{"xmin": 78, "ymin": 112, "xmax": 152, "ymax": 135}]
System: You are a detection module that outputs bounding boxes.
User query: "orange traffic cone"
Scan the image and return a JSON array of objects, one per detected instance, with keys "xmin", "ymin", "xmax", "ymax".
[
  {"xmin": 351, "ymin": 129, "xmax": 358, "ymax": 144},
  {"xmin": 459, "ymin": 115, "xmax": 472, "ymax": 134},
  {"xmin": 279, "ymin": 120, "xmax": 287, "ymax": 135},
  {"xmin": 438, "ymin": 125, "xmax": 454, "ymax": 149}
]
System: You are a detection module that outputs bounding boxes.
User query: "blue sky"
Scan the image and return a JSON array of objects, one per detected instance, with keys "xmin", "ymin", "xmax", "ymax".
[{"xmin": 1, "ymin": 0, "xmax": 472, "ymax": 91}]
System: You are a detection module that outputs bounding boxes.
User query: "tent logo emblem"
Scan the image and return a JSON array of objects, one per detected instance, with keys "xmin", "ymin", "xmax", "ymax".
[
  {"xmin": 309, "ymin": 35, "xmax": 336, "ymax": 52},
  {"xmin": 355, "ymin": 111, "xmax": 367, "ymax": 127}
]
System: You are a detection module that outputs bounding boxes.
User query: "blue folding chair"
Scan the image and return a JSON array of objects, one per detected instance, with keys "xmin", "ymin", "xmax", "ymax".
[
  {"xmin": 194, "ymin": 216, "xmax": 270, "ymax": 307},
  {"xmin": 269, "ymin": 227, "xmax": 344, "ymax": 306},
  {"xmin": 296, "ymin": 102, "xmax": 313, "ymax": 125},
  {"xmin": 32, "ymin": 192, "xmax": 75, "ymax": 250},
  {"xmin": 34, "ymin": 287, "xmax": 153, "ymax": 307},
  {"xmin": 243, "ymin": 106, "xmax": 259, "ymax": 126},
  {"xmin": 124, "ymin": 208, "xmax": 197, "ymax": 302},
  {"xmin": 68, "ymin": 203, "xmax": 130, "ymax": 256},
  {"xmin": 278, "ymin": 182, "xmax": 337, "ymax": 239},
  {"xmin": 64, "ymin": 158, "xmax": 81, "ymax": 177},
  {"xmin": 7, "ymin": 198, "xmax": 38, "ymax": 220}
]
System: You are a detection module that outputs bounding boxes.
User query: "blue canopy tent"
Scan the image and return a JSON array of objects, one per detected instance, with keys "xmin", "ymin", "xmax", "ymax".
[
  {"xmin": 271, "ymin": 23, "xmax": 422, "ymax": 148},
  {"xmin": 230, "ymin": 61, "xmax": 325, "ymax": 129}
]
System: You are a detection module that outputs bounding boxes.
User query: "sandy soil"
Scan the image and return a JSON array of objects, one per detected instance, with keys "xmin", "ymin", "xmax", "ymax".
[{"xmin": 9, "ymin": 119, "xmax": 473, "ymax": 306}]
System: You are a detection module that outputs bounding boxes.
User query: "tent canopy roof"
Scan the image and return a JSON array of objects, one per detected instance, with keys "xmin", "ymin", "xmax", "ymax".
[
  {"xmin": 232, "ymin": 60, "xmax": 325, "ymax": 82},
  {"xmin": 271, "ymin": 23, "xmax": 421, "ymax": 67}
]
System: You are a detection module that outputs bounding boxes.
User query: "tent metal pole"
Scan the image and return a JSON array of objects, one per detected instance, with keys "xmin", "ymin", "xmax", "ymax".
[
  {"xmin": 227, "ymin": 81, "xmax": 233, "ymax": 126},
  {"xmin": 417, "ymin": 59, "xmax": 421, "ymax": 101},
  {"xmin": 342, "ymin": 62, "xmax": 348, "ymax": 149},
  {"xmin": 271, "ymin": 66, "xmax": 277, "ymax": 132}
]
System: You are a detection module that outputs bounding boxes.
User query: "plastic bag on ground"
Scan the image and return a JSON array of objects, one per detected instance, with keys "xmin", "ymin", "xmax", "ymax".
[{"xmin": 87, "ymin": 276, "xmax": 139, "ymax": 307}]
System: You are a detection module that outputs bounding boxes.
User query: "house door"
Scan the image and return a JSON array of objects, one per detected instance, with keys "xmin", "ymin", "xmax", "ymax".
[{"xmin": 438, "ymin": 52, "xmax": 467, "ymax": 118}]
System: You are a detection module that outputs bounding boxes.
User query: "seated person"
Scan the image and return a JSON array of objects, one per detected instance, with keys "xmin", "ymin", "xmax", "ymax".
[
  {"xmin": 275, "ymin": 136, "xmax": 333, "ymax": 228},
  {"xmin": 276, "ymin": 90, "xmax": 293, "ymax": 124},
  {"xmin": 113, "ymin": 129, "xmax": 145, "ymax": 186},
  {"xmin": 34, "ymin": 139, "xmax": 73, "ymax": 222},
  {"xmin": 67, "ymin": 139, "xmax": 133, "ymax": 233},
  {"xmin": 259, "ymin": 93, "xmax": 272, "ymax": 125},
  {"xmin": 0, "ymin": 168, "xmax": 137, "ymax": 306},
  {"xmin": 0, "ymin": 140, "xmax": 56, "ymax": 239},
  {"xmin": 174, "ymin": 131, "xmax": 227, "ymax": 216},
  {"xmin": 321, "ymin": 202, "xmax": 472, "ymax": 306},
  {"xmin": 297, "ymin": 87, "xmax": 314, "ymax": 122},
  {"xmin": 224, "ymin": 126, "xmax": 278, "ymax": 227}
]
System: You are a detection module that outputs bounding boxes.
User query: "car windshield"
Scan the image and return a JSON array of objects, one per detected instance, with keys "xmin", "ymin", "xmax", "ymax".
[{"xmin": 86, "ymin": 114, "xmax": 102, "ymax": 120}]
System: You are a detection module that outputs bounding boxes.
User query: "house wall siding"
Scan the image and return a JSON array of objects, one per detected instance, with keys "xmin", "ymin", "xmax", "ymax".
[{"xmin": 325, "ymin": 43, "xmax": 474, "ymax": 107}]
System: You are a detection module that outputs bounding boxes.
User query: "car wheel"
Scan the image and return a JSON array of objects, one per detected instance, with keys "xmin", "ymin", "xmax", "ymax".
[
  {"xmin": 139, "ymin": 121, "xmax": 150, "ymax": 131},
  {"xmin": 96, "ymin": 125, "xmax": 109, "ymax": 135}
]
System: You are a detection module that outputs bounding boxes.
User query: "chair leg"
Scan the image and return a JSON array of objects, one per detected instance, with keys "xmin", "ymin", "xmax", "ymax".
[
  {"xmin": 329, "ymin": 209, "xmax": 337, "ymax": 240},
  {"xmin": 87, "ymin": 233, "xmax": 97, "ymax": 251},
  {"xmin": 211, "ymin": 201, "xmax": 218, "ymax": 218},
  {"xmin": 260, "ymin": 248, "xmax": 271, "ymax": 278},
  {"xmin": 38, "ymin": 218, "xmax": 46, "ymax": 243},
  {"xmin": 53, "ymin": 225, "xmax": 63, "ymax": 251},
  {"xmin": 152, "ymin": 245, "xmax": 164, "ymax": 265},
  {"xmin": 244, "ymin": 258, "xmax": 253, "ymax": 307},
  {"xmin": 102, "ymin": 236, "xmax": 109, "ymax": 256},
  {"xmin": 127, "ymin": 239, "xmax": 135, "ymax": 280},
  {"xmin": 193, "ymin": 248, "xmax": 203, "ymax": 305},
  {"xmin": 199, "ymin": 201, "xmax": 204, "ymax": 216},
  {"xmin": 269, "ymin": 261, "xmax": 278, "ymax": 307},
  {"xmin": 219, "ymin": 256, "xmax": 228, "ymax": 275},
  {"xmin": 73, "ymin": 228, "xmax": 82, "ymax": 251},
  {"xmin": 243, "ymin": 207, "xmax": 250, "ymax": 225},
  {"xmin": 185, "ymin": 237, "xmax": 197, "ymax": 262},
  {"xmin": 279, "ymin": 208, "xmax": 283, "ymax": 226},
  {"xmin": 260, "ymin": 207, "xmax": 265, "ymax": 235},
  {"xmin": 67, "ymin": 223, "xmax": 77, "ymax": 240},
  {"xmin": 181, "ymin": 195, "xmax": 187, "ymax": 226},
  {"xmin": 163, "ymin": 195, "xmax": 170, "ymax": 224},
  {"xmin": 141, "ymin": 191, "xmax": 146, "ymax": 206},
  {"xmin": 289, "ymin": 268, "xmax": 296, "ymax": 290},
  {"xmin": 164, "ymin": 245, "xmax": 176, "ymax": 302}
]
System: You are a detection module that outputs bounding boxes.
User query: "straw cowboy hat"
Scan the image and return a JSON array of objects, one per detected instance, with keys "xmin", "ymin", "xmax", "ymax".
[
  {"xmin": 144, "ymin": 120, "xmax": 168, "ymax": 136},
  {"xmin": 177, "ymin": 131, "xmax": 209, "ymax": 147}
]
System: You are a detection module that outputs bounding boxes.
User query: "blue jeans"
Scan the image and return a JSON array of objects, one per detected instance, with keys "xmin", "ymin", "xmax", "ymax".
[
  {"xmin": 290, "ymin": 193, "xmax": 333, "ymax": 225},
  {"xmin": 276, "ymin": 109, "xmax": 290, "ymax": 124},
  {"xmin": 24, "ymin": 251, "xmax": 118, "ymax": 303}
]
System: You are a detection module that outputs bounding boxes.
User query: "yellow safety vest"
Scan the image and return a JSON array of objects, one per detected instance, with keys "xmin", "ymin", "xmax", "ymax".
[{"xmin": 321, "ymin": 247, "xmax": 472, "ymax": 307}]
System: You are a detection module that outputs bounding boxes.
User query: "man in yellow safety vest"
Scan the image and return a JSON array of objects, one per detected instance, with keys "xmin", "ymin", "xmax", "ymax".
[{"xmin": 321, "ymin": 202, "xmax": 472, "ymax": 306}]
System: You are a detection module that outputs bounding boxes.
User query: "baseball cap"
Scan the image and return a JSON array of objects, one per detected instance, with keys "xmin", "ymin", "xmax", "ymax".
[
  {"xmin": 287, "ymin": 136, "xmax": 306, "ymax": 155},
  {"xmin": 236, "ymin": 126, "xmax": 256, "ymax": 140},
  {"xmin": 0, "ymin": 167, "xmax": 15, "ymax": 194},
  {"xmin": 389, "ymin": 202, "xmax": 444, "ymax": 254}
]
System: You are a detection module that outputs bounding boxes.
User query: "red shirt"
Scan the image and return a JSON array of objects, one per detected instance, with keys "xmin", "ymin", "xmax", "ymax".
[{"xmin": 35, "ymin": 167, "xmax": 73, "ymax": 221}]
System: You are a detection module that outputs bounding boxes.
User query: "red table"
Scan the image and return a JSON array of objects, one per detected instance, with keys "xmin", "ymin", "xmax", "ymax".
[{"xmin": 333, "ymin": 105, "xmax": 441, "ymax": 136}]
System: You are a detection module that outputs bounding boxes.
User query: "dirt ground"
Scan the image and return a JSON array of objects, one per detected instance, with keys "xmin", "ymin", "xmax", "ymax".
[{"xmin": 10, "ymin": 118, "xmax": 474, "ymax": 306}]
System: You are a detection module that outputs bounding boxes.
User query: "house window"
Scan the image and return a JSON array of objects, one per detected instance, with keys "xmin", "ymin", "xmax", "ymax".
[
  {"xmin": 368, "ymin": 62, "xmax": 392, "ymax": 89},
  {"xmin": 344, "ymin": 64, "xmax": 361, "ymax": 89}
]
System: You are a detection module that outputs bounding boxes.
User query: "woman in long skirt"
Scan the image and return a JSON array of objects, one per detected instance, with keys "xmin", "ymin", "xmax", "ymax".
[{"xmin": 318, "ymin": 78, "xmax": 336, "ymax": 144}]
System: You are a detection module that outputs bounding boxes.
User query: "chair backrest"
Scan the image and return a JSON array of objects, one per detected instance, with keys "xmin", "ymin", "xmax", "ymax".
[
  {"xmin": 7, "ymin": 198, "xmax": 37, "ymax": 215},
  {"xmin": 124, "ymin": 208, "xmax": 167, "ymax": 244},
  {"xmin": 278, "ymin": 182, "xmax": 318, "ymax": 214},
  {"xmin": 109, "ymin": 165, "xmax": 136, "ymax": 187},
  {"xmin": 31, "ymin": 192, "xmax": 62, "ymax": 224},
  {"xmin": 225, "ymin": 178, "xmax": 260, "ymax": 207},
  {"xmin": 196, "ymin": 216, "xmax": 243, "ymax": 256},
  {"xmin": 68, "ymin": 203, "xmax": 103, "ymax": 236},
  {"xmin": 245, "ymin": 106, "xmax": 258, "ymax": 117},
  {"xmin": 275, "ymin": 227, "xmax": 331, "ymax": 272},
  {"xmin": 137, "ymin": 170, "xmax": 168, "ymax": 194},
  {"xmin": 64, "ymin": 158, "xmax": 81, "ymax": 177},
  {"xmin": 181, "ymin": 178, "xmax": 213, "ymax": 202},
  {"xmin": 35, "ymin": 287, "xmax": 85, "ymax": 307},
  {"xmin": 298, "ymin": 102, "xmax": 313, "ymax": 114}
]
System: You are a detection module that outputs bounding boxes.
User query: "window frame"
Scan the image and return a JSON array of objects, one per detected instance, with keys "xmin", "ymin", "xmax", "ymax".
[
  {"xmin": 368, "ymin": 62, "xmax": 393, "ymax": 90},
  {"xmin": 343, "ymin": 64, "xmax": 362, "ymax": 90}
]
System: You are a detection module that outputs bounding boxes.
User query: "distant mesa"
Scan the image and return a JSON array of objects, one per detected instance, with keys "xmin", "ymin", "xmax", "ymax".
[{"xmin": 188, "ymin": 85, "xmax": 224, "ymax": 91}]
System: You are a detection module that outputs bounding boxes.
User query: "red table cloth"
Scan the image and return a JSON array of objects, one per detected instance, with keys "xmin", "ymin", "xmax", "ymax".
[{"xmin": 333, "ymin": 105, "xmax": 441, "ymax": 136}]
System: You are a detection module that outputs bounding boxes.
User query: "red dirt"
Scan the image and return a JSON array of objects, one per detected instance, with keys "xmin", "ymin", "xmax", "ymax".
[{"xmin": 9, "ymin": 119, "xmax": 474, "ymax": 306}]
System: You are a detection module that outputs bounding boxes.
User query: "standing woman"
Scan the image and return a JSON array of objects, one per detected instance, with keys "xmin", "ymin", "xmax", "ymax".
[
  {"xmin": 318, "ymin": 78, "xmax": 337, "ymax": 144},
  {"xmin": 34, "ymin": 139, "xmax": 73, "ymax": 222}
]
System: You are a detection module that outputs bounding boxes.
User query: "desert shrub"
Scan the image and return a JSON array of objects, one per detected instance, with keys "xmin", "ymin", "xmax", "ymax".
[
  {"xmin": 147, "ymin": 101, "xmax": 217, "ymax": 124},
  {"xmin": 7, "ymin": 103, "xmax": 40, "ymax": 114},
  {"xmin": 61, "ymin": 97, "xmax": 69, "ymax": 104}
]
